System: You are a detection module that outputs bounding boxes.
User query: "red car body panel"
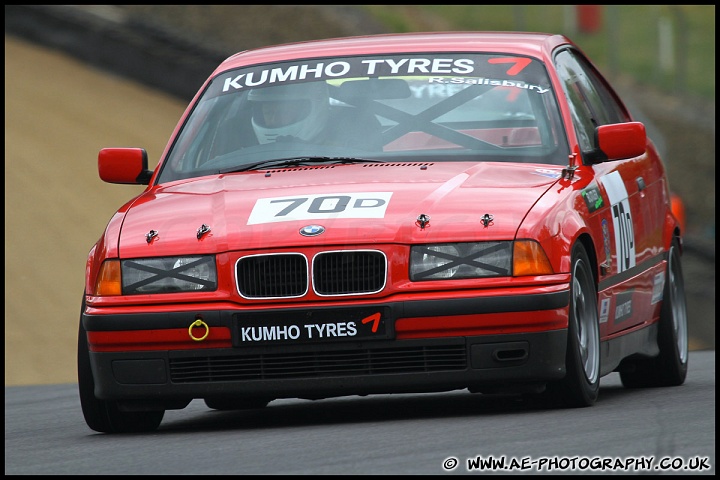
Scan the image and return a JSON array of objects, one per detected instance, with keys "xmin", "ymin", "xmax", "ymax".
[
  {"xmin": 114, "ymin": 162, "xmax": 560, "ymax": 257},
  {"xmin": 217, "ymin": 32, "xmax": 564, "ymax": 71}
]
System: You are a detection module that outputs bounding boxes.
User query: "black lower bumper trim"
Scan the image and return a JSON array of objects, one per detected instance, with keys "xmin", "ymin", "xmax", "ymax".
[{"xmin": 91, "ymin": 331, "xmax": 568, "ymax": 402}]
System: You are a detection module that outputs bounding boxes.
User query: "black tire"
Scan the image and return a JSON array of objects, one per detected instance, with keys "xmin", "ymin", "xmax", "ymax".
[
  {"xmin": 204, "ymin": 397, "xmax": 270, "ymax": 411},
  {"xmin": 546, "ymin": 242, "xmax": 600, "ymax": 408},
  {"xmin": 620, "ymin": 237, "xmax": 688, "ymax": 388},
  {"xmin": 77, "ymin": 297, "xmax": 164, "ymax": 433}
]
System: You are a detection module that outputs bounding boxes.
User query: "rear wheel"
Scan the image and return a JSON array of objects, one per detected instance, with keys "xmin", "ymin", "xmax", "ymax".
[
  {"xmin": 77, "ymin": 297, "xmax": 164, "ymax": 433},
  {"xmin": 546, "ymin": 242, "xmax": 600, "ymax": 407},
  {"xmin": 620, "ymin": 237, "xmax": 688, "ymax": 388}
]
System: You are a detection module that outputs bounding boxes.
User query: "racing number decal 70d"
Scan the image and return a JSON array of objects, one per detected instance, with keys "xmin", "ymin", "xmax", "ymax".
[{"xmin": 247, "ymin": 192, "xmax": 393, "ymax": 224}]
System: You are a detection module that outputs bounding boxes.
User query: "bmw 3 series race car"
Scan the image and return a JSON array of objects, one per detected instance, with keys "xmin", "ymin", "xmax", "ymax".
[{"xmin": 78, "ymin": 32, "xmax": 688, "ymax": 433}]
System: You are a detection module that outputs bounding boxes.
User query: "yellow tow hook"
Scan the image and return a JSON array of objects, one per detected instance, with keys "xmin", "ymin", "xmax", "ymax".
[{"xmin": 188, "ymin": 318, "xmax": 210, "ymax": 342}]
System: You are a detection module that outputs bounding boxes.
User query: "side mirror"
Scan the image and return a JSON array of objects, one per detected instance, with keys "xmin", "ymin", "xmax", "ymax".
[
  {"xmin": 98, "ymin": 148, "xmax": 153, "ymax": 185},
  {"xmin": 594, "ymin": 121, "xmax": 647, "ymax": 161}
]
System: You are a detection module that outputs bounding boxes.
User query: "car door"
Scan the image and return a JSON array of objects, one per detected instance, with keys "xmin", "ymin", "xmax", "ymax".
[{"xmin": 554, "ymin": 48, "xmax": 666, "ymax": 336}]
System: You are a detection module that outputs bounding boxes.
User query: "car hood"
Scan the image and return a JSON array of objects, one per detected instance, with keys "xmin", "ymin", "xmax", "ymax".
[{"xmin": 117, "ymin": 162, "xmax": 562, "ymax": 257}]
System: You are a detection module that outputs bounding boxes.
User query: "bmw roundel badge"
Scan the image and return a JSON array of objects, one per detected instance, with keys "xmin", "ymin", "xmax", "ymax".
[{"xmin": 299, "ymin": 224, "xmax": 325, "ymax": 237}]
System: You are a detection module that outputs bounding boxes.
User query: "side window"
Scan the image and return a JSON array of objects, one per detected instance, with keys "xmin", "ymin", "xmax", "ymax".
[{"xmin": 554, "ymin": 49, "xmax": 629, "ymax": 160}]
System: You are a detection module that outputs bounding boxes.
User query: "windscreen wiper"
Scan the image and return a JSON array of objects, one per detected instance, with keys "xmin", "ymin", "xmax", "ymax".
[{"xmin": 220, "ymin": 156, "xmax": 384, "ymax": 173}]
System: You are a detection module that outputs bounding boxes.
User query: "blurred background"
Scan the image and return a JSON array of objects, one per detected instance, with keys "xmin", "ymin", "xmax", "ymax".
[{"xmin": 5, "ymin": 5, "xmax": 714, "ymax": 386}]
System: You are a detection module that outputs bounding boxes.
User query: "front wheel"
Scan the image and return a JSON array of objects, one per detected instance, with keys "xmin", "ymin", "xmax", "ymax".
[
  {"xmin": 77, "ymin": 296, "xmax": 164, "ymax": 433},
  {"xmin": 620, "ymin": 237, "xmax": 688, "ymax": 388},
  {"xmin": 546, "ymin": 242, "xmax": 600, "ymax": 407}
]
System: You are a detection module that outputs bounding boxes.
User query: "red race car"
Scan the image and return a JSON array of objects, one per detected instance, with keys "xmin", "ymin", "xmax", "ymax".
[{"xmin": 79, "ymin": 32, "xmax": 688, "ymax": 433}]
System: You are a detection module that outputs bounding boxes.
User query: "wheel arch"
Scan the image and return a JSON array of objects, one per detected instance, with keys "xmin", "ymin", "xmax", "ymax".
[{"xmin": 575, "ymin": 232, "xmax": 599, "ymax": 286}]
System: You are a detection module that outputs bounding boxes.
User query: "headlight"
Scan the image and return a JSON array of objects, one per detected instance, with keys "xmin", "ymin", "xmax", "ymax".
[
  {"xmin": 121, "ymin": 255, "xmax": 217, "ymax": 294},
  {"xmin": 410, "ymin": 242, "xmax": 512, "ymax": 280}
]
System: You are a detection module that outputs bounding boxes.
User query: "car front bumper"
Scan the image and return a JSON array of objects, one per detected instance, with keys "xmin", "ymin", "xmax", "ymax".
[{"xmin": 84, "ymin": 290, "xmax": 569, "ymax": 403}]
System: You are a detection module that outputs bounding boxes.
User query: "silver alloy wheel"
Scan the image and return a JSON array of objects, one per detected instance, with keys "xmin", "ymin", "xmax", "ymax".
[
  {"xmin": 668, "ymin": 245, "xmax": 689, "ymax": 365},
  {"xmin": 573, "ymin": 257, "xmax": 600, "ymax": 384}
]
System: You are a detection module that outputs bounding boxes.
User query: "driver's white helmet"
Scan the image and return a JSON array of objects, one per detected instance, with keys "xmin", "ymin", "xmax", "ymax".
[{"xmin": 249, "ymin": 81, "xmax": 330, "ymax": 144}]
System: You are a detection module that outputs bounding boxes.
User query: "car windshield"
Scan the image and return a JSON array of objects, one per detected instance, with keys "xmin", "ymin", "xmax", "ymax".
[{"xmin": 157, "ymin": 53, "xmax": 569, "ymax": 183}]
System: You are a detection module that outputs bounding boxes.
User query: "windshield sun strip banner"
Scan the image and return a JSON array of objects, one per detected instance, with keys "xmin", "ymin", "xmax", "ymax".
[{"xmin": 210, "ymin": 54, "xmax": 552, "ymax": 98}]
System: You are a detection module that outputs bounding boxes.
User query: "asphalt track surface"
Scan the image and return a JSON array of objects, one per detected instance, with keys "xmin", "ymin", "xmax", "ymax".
[{"xmin": 5, "ymin": 351, "xmax": 715, "ymax": 474}]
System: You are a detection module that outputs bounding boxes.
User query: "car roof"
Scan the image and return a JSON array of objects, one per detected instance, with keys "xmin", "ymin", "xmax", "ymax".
[{"xmin": 214, "ymin": 31, "xmax": 573, "ymax": 74}]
